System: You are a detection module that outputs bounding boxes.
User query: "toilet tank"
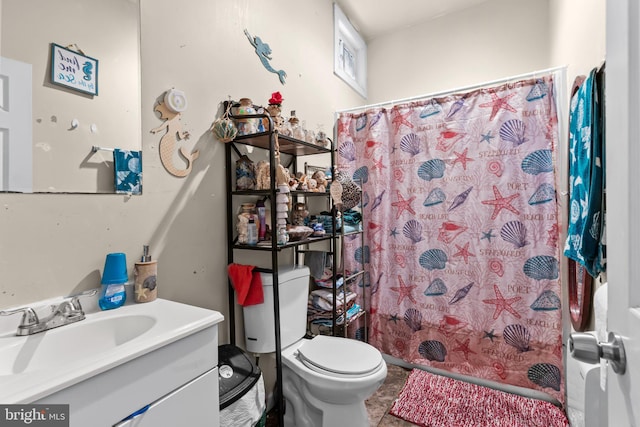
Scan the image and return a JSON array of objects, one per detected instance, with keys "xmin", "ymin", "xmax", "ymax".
[{"xmin": 243, "ymin": 265, "xmax": 310, "ymax": 353}]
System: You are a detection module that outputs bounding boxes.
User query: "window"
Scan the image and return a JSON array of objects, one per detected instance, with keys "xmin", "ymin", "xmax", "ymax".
[{"xmin": 334, "ymin": 3, "xmax": 367, "ymax": 98}]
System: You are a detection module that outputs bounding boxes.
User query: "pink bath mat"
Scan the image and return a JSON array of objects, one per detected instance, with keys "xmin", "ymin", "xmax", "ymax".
[{"xmin": 390, "ymin": 369, "xmax": 569, "ymax": 427}]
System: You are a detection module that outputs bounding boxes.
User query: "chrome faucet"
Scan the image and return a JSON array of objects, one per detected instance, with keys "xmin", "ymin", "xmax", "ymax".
[{"xmin": 0, "ymin": 289, "xmax": 97, "ymax": 336}]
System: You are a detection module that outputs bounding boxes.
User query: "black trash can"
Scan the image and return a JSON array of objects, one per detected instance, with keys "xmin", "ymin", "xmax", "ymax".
[{"xmin": 219, "ymin": 344, "xmax": 266, "ymax": 427}]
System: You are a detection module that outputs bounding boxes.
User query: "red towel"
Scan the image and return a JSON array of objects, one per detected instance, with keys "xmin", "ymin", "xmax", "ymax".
[{"xmin": 227, "ymin": 263, "xmax": 264, "ymax": 306}]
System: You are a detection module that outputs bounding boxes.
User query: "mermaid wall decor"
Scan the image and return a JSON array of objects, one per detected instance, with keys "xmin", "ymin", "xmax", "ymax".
[
  {"xmin": 150, "ymin": 89, "xmax": 199, "ymax": 177},
  {"xmin": 244, "ymin": 29, "xmax": 287, "ymax": 85}
]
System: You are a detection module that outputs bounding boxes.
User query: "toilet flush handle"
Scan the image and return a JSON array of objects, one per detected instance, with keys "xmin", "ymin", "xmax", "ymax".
[{"xmin": 569, "ymin": 332, "xmax": 627, "ymax": 375}]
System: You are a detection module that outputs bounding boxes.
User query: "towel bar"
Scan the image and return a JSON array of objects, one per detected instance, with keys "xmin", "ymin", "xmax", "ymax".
[{"xmin": 91, "ymin": 145, "xmax": 115, "ymax": 152}]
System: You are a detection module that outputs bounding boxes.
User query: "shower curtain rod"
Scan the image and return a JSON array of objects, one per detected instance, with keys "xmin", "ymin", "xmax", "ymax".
[{"xmin": 336, "ymin": 65, "xmax": 567, "ymax": 114}]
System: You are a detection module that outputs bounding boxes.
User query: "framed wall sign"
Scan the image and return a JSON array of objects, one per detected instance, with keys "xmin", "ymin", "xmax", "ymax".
[
  {"xmin": 334, "ymin": 3, "xmax": 367, "ymax": 98},
  {"xmin": 50, "ymin": 43, "xmax": 99, "ymax": 96}
]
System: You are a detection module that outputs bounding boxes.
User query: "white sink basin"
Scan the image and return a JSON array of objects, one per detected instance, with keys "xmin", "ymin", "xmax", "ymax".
[
  {"xmin": 0, "ymin": 314, "xmax": 156, "ymax": 375},
  {"xmin": 0, "ymin": 298, "xmax": 223, "ymax": 404}
]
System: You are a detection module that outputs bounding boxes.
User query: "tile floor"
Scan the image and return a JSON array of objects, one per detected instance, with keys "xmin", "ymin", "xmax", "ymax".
[
  {"xmin": 366, "ymin": 363, "xmax": 417, "ymax": 426},
  {"xmin": 265, "ymin": 363, "xmax": 417, "ymax": 426}
]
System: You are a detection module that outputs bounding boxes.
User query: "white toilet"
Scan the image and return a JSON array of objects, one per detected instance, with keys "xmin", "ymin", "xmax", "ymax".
[{"xmin": 243, "ymin": 265, "xmax": 387, "ymax": 427}]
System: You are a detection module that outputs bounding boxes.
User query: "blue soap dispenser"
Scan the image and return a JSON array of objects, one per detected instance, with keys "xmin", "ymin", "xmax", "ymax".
[{"xmin": 99, "ymin": 252, "xmax": 128, "ymax": 310}]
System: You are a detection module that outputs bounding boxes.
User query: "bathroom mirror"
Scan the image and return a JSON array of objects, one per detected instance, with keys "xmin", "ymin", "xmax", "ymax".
[{"xmin": 0, "ymin": 0, "xmax": 141, "ymax": 193}]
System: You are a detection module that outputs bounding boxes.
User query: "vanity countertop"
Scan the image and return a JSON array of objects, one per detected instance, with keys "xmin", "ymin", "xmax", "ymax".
[{"xmin": 0, "ymin": 298, "xmax": 223, "ymax": 403}]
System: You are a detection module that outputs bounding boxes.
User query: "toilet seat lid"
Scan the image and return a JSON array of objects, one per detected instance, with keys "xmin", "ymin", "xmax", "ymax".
[{"xmin": 297, "ymin": 335, "xmax": 383, "ymax": 375}]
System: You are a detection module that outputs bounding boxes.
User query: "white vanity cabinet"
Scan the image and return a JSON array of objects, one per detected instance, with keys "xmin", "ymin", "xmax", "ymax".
[
  {"xmin": 36, "ymin": 323, "xmax": 221, "ymax": 427},
  {"xmin": 8, "ymin": 300, "xmax": 226, "ymax": 427},
  {"xmin": 114, "ymin": 367, "xmax": 219, "ymax": 427}
]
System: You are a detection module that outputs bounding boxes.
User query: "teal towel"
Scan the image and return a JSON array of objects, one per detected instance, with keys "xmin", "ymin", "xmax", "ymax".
[
  {"xmin": 114, "ymin": 149, "xmax": 142, "ymax": 194},
  {"xmin": 564, "ymin": 67, "xmax": 606, "ymax": 276}
]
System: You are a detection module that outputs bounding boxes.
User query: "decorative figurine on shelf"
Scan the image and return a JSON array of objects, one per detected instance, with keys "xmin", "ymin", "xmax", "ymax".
[
  {"xmin": 334, "ymin": 170, "xmax": 362, "ymax": 210},
  {"xmin": 275, "ymin": 162, "xmax": 291, "ymax": 188},
  {"xmin": 289, "ymin": 110, "xmax": 305, "ymax": 140},
  {"xmin": 269, "ymin": 91, "xmax": 283, "ymax": 106},
  {"xmin": 276, "ymin": 184, "xmax": 290, "ymax": 245},
  {"xmin": 307, "ymin": 177, "xmax": 318, "ymax": 191},
  {"xmin": 316, "ymin": 124, "xmax": 329, "ymax": 147},
  {"xmin": 312, "ymin": 222, "xmax": 326, "ymax": 237},
  {"xmin": 255, "ymin": 160, "xmax": 271, "ymax": 190},
  {"xmin": 255, "ymin": 106, "xmax": 266, "ymax": 133},
  {"xmin": 295, "ymin": 172, "xmax": 309, "ymax": 191},
  {"xmin": 291, "ymin": 202, "xmax": 309, "ymax": 226},
  {"xmin": 266, "ymin": 92, "xmax": 286, "ymax": 133},
  {"xmin": 286, "ymin": 175, "xmax": 298, "ymax": 190},
  {"xmin": 211, "ymin": 100, "xmax": 238, "ymax": 143},
  {"xmin": 233, "ymin": 98, "xmax": 259, "ymax": 136},
  {"xmin": 312, "ymin": 170, "xmax": 329, "ymax": 192},
  {"xmin": 236, "ymin": 155, "xmax": 256, "ymax": 190},
  {"xmin": 150, "ymin": 88, "xmax": 199, "ymax": 177},
  {"xmin": 244, "ymin": 29, "xmax": 287, "ymax": 85},
  {"xmin": 237, "ymin": 203, "xmax": 262, "ymax": 245},
  {"xmin": 303, "ymin": 121, "xmax": 315, "ymax": 143}
]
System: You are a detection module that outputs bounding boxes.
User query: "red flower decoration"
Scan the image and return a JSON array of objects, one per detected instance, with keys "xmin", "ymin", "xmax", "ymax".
[{"xmin": 268, "ymin": 91, "xmax": 283, "ymax": 105}]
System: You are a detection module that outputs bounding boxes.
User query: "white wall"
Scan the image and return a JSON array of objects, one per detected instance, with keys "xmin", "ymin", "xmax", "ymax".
[
  {"xmin": 364, "ymin": 0, "xmax": 606, "ymax": 144},
  {"xmin": 548, "ymin": 0, "xmax": 606, "ymax": 90},
  {"xmin": 366, "ymin": 0, "xmax": 552, "ymax": 104},
  {"xmin": 0, "ymin": 0, "xmax": 362, "ymax": 345}
]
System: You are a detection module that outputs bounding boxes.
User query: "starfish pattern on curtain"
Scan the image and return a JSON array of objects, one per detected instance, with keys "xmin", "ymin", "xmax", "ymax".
[{"xmin": 337, "ymin": 75, "xmax": 564, "ymax": 403}]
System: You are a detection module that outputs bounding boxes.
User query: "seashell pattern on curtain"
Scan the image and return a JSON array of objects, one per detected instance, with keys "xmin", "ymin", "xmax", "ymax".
[{"xmin": 336, "ymin": 75, "xmax": 564, "ymax": 404}]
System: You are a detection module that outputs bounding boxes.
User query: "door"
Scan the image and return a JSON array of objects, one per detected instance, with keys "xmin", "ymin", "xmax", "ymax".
[
  {"xmin": 0, "ymin": 56, "xmax": 32, "ymax": 192},
  {"xmin": 606, "ymin": 0, "xmax": 640, "ymax": 425}
]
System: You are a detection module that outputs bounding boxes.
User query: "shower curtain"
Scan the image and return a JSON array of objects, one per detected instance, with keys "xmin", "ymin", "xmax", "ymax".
[{"xmin": 337, "ymin": 74, "xmax": 564, "ymax": 403}]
